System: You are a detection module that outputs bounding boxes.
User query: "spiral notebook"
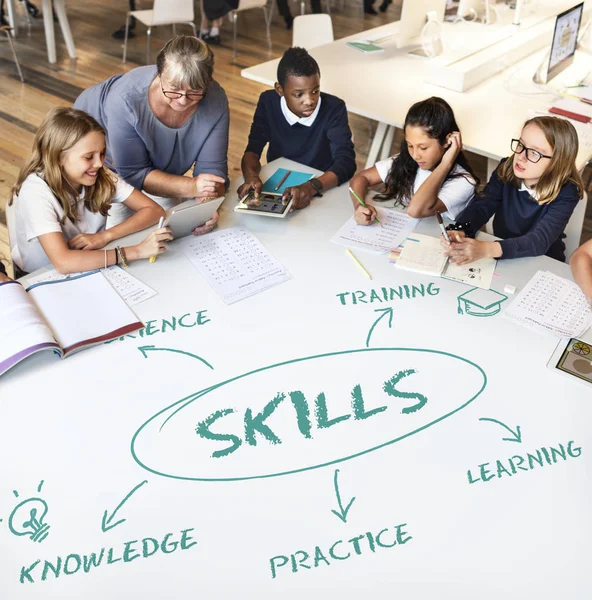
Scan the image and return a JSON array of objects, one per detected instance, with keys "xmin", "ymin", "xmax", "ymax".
[{"xmin": 395, "ymin": 233, "xmax": 496, "ymax": 290}]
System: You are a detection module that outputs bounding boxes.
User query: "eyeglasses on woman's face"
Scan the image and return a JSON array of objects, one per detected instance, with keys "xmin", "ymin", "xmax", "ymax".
[
  {"xmin": 160, "ymin": 78, "xmax": 206, "ymax": 102},
  {"xmin": 510, "ymin": 139, "xmax": 552, "ymax": 164}
]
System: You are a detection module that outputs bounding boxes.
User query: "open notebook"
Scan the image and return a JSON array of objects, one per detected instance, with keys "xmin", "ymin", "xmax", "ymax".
[
  {"xmin": 395, "ymin": 233, "xmax": 497, "ymax": 290},
  {"xmin": 0, "ymin": 271, "xmax": 143, "ymax": 376}
]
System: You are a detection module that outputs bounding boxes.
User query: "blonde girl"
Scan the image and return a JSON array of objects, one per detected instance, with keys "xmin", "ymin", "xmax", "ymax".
[
  {"xmin": 7, "ymin": 107, "xmax": 171, "ymax": 275},
  {"xmin": 444, "ymin": 116, "xmax": 584, "ymax": 264}
]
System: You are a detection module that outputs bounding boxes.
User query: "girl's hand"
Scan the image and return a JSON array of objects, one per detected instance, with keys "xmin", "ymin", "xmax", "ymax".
[
  {"xmin": 441, "ymin": 131, "xmax": 462, "ymax": 169},
  {"xmin": 0, "ymin": 272, "xmax": 11, "ymax": 283},
  {"xmin": 192, "ymin": 210, "xmax": 219, "ymax": 236},
  {"xmin": 68, "ymin": 231, "xmax": 110, "ymax": 250},
  {"xmin": 134, "ymin": 226, "xmax": 173, "ymax": 260},
  {"xmin": 444, "ymin": 237, "xmax": 488, "ymax": 265},
  {"xmin": 354, "ymin": 204, "xmax": 377, "ymax": 225},
  {"xmin": 440, "ymin": 229, "xmax": 465, "ymax": 249}
]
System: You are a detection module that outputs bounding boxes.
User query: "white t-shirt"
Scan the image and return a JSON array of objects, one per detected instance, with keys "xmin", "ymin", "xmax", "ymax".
[
  {"xmin": 375, "ymin": 156, "xmax": 475, "ymax": 220},
  {"xmin": 7, "ymin": 171, "xmax": 134, "ymax": 273}
]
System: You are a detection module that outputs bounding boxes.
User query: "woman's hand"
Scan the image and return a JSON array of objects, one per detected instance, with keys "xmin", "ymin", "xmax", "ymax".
[
  {"xmin": 441, "ymin": 131, "xmax": 462, "ymax": 170},
  {"xmin": 192, "ymin": 173, "xmax": 226, "ymax": 199},
  {"xmin": 133, "ymin": 226, "xmax": 173, "ymax": 260},
  {"xmin": 192, "ymin": 210, "xmax": 219, "ymax": 235},
  {"xmin": 68, "ymin": 231, "xmax": 110, "ymax": 250},
  {"xmin": 237, "ymin": 177, "xmax": 263, "ymax": 201},
  {"xmin": 354, "ymin": 204, "xmax": 377, "ymax": 226}
]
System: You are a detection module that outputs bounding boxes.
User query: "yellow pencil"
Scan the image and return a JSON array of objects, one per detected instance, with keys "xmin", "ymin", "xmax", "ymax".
[
  {"xmin": 149, "ymin": 216, "xmax": 165, "ymax": 263},
  {"xmin": 346, "ymin": 249, "xmax": 372, "ymax": 280}
]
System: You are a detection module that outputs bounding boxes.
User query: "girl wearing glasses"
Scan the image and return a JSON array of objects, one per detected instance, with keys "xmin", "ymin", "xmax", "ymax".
[
  {"xmin": 74, "ymin": 35, "xmax": 227, "ymax": 232},
  {"xmin": 444, "ymin": 116, "xmax": 584, "ymax": 264}
]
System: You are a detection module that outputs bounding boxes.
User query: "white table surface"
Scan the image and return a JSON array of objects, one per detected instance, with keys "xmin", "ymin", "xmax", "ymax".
[{"xmin": 3, "ymin": 158, "xmax": 591, "ymax": 599}]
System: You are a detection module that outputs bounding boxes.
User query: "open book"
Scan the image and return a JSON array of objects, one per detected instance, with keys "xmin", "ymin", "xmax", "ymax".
[
  {"xmin": 0, "ymin": 271, "xmax": 143, "ymax": 376},
  {"xmin": 395, "ymin": 233, "xmax": 497, "ymax": 290}
]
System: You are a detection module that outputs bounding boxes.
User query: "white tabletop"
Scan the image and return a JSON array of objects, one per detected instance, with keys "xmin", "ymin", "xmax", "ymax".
[{"xmin": 3, "ymin": 158, "xmax": 590, "ymax": 599}]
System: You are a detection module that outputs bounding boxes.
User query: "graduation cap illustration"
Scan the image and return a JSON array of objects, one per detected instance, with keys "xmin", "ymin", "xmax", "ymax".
[{"xmin": 457, "ymin": 287, "xmax": 508, "ymax": 317}]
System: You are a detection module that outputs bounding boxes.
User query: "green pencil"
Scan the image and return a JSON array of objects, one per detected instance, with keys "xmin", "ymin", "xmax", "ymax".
[{"xmin": 349, "ymin": 186, "xmax": 381, "ymax": 226}]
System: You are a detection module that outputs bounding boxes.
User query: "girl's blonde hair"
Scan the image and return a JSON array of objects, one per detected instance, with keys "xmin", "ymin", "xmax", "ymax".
[
  {"xmin": 499, "ymin": 116, "xmax": 584, "ymax": 205},
  {"xmin": 11, "ymin": 107, "xmax": 116, "ymax": 224},
  {"xmin": 156, "ymin": 35, "xmax": 214, "ymax": 91}
]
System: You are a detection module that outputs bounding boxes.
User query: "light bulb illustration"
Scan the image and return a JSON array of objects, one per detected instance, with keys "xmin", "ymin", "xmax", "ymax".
[{"xmin": 8, "ymin": 496, "xmax": 51, "ymax": 543}]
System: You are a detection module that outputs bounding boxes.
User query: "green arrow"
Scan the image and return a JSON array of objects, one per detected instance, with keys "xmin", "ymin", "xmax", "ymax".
[
  {"xmin": 479, "ymin": 418, "xmax": 522, "ymax": 443},
  {"xmin": 101, "ymin": 480, "xmax": 148, "ymax": 533},
  {"xmin": 138, "ymin": 345, "xmax": 214, "ymax": 370},
  {"xmin": 365, "ymin": 307, "xmax": 394, "ymax": 347},
  {"xmin": 330, "ymin": 469, "xmax": 356, "ymax": 523}
]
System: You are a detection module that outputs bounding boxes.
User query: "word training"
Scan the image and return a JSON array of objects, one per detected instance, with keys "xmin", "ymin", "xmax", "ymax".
[{"xmin": 336, "ymin": 283, "xmax": 440, "ymax": 306}]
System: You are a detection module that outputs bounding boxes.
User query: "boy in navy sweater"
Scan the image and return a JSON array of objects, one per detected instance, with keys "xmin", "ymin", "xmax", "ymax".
[{"xmin": 237, "ymin": 47, "xmax": 356, "ymax": 210}]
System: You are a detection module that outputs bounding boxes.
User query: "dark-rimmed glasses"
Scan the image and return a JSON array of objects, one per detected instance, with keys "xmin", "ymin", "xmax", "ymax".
[
  {"xmin": 511, "ymin": 139, "xmax": 552, "ymax": 164},
  {"xmin": 160, "ymin": 79, "xmax": 206, "ymax": 102}
]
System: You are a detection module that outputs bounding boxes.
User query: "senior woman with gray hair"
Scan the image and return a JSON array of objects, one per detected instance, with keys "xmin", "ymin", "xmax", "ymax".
[{"xmin": 74, "ymin": 35, "xmax": 227, "ymax": 233}]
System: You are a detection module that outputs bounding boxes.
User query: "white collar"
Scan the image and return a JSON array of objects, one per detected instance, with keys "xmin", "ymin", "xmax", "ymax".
[
  {"xmin": 280, "ymin": 95, "xmax": 322, "ymax": 127},
  {"xmin": 519, "ymin": 182, "xmax": 539, "ymax": 200}
]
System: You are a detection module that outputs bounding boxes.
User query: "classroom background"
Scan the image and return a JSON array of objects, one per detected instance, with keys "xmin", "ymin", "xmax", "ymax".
[{"xmin": 1, "ymin": 0, "xmax": 590, "ymax": 278}]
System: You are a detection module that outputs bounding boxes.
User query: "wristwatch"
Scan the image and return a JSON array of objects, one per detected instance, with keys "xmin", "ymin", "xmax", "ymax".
[{"xmin": 309, "ymin": 178, "xmax": 324, "ymax": 197}]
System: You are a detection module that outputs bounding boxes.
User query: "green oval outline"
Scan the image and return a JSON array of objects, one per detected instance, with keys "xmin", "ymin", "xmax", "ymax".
[{"xmin": 130, "ymin": 347, "xmax": 487, "ymax": 482}]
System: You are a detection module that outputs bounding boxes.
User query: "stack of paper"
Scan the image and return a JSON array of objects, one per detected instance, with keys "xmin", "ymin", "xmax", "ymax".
[
  {"xmin": 504, "ymin": 270, "xmax": 592, "ymax": 338},
  {"xmin": 182, "ymin": 227, "xmax": 291, "ymax": 305},
  {"xmin": 331, "ymin": 207, "xmax": 419, "ymax": 254}
]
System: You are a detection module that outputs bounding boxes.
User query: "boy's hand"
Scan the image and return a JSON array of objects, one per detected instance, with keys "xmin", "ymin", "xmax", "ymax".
[
  {"xmin": 283, "ymin": 182, "xmax": 315, "ymax": 210},
  {"xmin": 237, "ymin": 177, "xmax": 263, "ymax": 201}
]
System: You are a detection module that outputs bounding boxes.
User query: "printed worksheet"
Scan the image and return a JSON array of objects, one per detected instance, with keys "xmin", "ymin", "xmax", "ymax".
[
  {"xmin": 25, "ymin": 267, "xmax": 157, "ymax": 307},
  {"xmin": 504, "ymin": 270, "xmax": 592, "ymax": 338},
  {"xmin": 331, "ymin": 207, "xmax": 419, "ymax": 254},
  {"xmin": 182, "ymin": 227, "xmax": 292, "ymax": 305}
]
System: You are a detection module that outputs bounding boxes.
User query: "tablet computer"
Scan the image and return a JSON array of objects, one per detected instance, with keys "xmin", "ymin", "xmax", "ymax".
[
  {"xmin": 234, "ymin": 191, "xmax": 293, "ymax": 218},
  {"xmin": 167, "ymin": 196, "xmax": 225, "ymax": 238}
]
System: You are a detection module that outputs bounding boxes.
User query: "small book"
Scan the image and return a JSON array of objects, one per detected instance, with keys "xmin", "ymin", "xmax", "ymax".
[
  {"xmin": 0, "ymin": 271, "xmax": 143, "ymax": 377},
  {"xmin": 346, "ymin": 40, "xmax": 384, "ymax": 53},
  {"xmin": 395, "ymin": 233, "xmax": 496, "ymax": 290}
]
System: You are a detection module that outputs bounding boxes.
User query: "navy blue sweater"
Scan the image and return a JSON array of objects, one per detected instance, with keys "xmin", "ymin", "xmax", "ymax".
[
  {"xmin": 245, "ymin": 90, "xmax": 356, "ymax": 185},
  {"xmin": 456, "ymin": 159, "xmax": 581, "ymax": 262}
]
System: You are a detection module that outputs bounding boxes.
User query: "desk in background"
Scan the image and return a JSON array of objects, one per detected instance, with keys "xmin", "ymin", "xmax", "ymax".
[{"xmin": 5, "ymin": 0, "xmax": 76, "ymax": 64}]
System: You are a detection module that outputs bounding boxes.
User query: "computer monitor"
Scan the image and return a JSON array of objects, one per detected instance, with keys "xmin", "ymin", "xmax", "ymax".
[
  {"xmin": 398, "ymin": 0, "xmax": 447, "ymax": 47},
  {"xmin": 547, "ymin": 2, "xmax": 584, "ymax": 83}
]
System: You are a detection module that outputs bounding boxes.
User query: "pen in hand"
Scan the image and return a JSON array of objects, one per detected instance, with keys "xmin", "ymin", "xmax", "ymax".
[
  {"xmin": 149, "ymin": 216, "xmax": 165, "ymax": 263},
  {"xmin": 436, "ymin": 212, "xmax": 450, "ymax": 243},
  {"xmin": 349, "ymin": 186, "xmax": 381, "ymax": 226}
]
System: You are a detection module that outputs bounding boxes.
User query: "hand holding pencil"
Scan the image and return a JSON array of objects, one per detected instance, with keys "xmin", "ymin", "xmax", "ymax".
[{"xmin": 350, "ymin": 187, "xmax": 381, "ymax": 226}]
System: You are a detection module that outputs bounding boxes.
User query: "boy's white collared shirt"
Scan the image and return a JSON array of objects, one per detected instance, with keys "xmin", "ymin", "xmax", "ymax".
[{"xmin": 280, "ymin": 96, "xmax": 322, "ymax": 127}]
